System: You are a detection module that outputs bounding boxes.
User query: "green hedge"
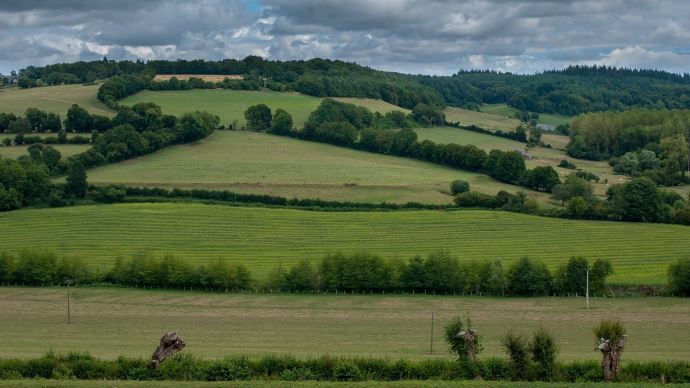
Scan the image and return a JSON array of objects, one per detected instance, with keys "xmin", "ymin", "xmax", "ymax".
[{"xmin": 1, "ymin": 352, "xmax": 689, "ymax": 383}]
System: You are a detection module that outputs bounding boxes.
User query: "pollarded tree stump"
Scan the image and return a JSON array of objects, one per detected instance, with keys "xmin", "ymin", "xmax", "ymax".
[
  {"xmin": 596, "ymin": 335, "xmax": 626, "ymax": 381},
  {"xmin": 456, "ymin": 329, "xmax": 479, "ymax": 360},
  {"xmin": 151, "ymin": 332, "xmax": 185, "ymax": 369}
]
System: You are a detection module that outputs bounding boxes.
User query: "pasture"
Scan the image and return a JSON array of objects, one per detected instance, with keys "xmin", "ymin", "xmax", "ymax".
[
  {"xmin": 0, "ymin": 144, "xmax": 91, "ymax": 159},
  {"xmin": 119, "ymin": 89, "xmax": 405, "ymax": 128},
  {"xmin": 443, "ymin": 107, "xmax": 521, "ymax": 132},
  {"xmin": 1, "ymin": 287, "xmax": 689, "ymax": 361},
  {"xmin": 84, "ymin": 130, "xmax": 526, "ymax": 204},
  {"xmin": 479, "ymin": 103, "xmax": 572, "ymax": 127},
  {"xmin": 413, "ymin": 126, "xmax": 620, "ymax": 197},
  {"xmin": 1, "ymin": 203, "xmax": 689, "ymax": 284},
  {"xmin": 0, "ymin": 84, "xmax": 112, "ymax": 117}
]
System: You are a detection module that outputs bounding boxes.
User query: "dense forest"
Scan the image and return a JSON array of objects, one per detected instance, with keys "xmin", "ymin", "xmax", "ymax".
[
  {"xmin": 567, "ymin": 109, "xmax": 690, "ymax": 185},
  {"xmin": 15, "ymin": 57, "xmax": 690, "ymax": 115}
]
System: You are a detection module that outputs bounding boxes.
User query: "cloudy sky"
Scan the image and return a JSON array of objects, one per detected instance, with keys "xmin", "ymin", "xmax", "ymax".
[{"xmin": 2, "ymin": 0, "xmax": 690, "ymax": 75}]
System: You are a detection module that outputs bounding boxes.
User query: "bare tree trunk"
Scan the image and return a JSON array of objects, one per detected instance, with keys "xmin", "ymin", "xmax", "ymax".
[
  {"xmin": 151, "ymin": 332, "xmax": 185, "ymax": 369},
  {"xmin": 596, "ymin": 335, "xmax": 626, "ymax": 381}
]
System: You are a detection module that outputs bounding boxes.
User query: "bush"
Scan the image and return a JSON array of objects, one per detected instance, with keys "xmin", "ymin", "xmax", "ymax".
[
  {"xmin": 502, "ymin": 331, "xmax": 530, "ymax": 380},
  {"xmin": 454, "ymin": 191, "xmax": 497, "ymax": 208},
  {"xmin": 530, "ymin": 328, "xmax": 558, "ymax": 381},
  {"xmin": 668, "ymin": 258, "xmax": 690, "ymax": 295},
  {"xmin": 450, "ymin": 179, "xmax": 470, "ymax": 195},
  {"xmin": 280, "ymin": 367, "xmax": 316, "ymax": 381},
  {"xmin": 593, "ymin": 320, "xmax": 626, "ymax": 345},
  {"xmin": 558, "ymin": 159, "xmax": 577, "ymax": 169},
  {"xmin": 332, "ymin": 361, "xmax": 362, "ymax": 381}
]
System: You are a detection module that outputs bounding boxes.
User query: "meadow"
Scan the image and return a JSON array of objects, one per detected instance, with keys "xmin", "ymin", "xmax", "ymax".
[
  {"xmin": 413, "ymin": 126, "xmax": 621, "ymax": 197},
  {"xmin": 0, "ymin": 143, "xmax": 91, "ymax": 159},
  {"xmin": 84, "ymin": 130, "xmax": 524, "ymax": 204},
  {"xmin": 1, "ymin": 287, "xmax": 689, "ymax": 362},
  {"xmin": 119, "ymin": 89, "xmax": 405, "ymax": 128},
  {"xmin": 479, "ymin": 103, "xmax": 572, "ymax": 127},
  {"xmin": 1, "ymin": 203, "xmax": 689, "ymax": 284},
  {"xmin": 443, "ymin": 107, "xmax": 521, "ymax": 132},
  {"xmin": 0, "ymin": 84, "xmax": 112, "ymax": 117}
]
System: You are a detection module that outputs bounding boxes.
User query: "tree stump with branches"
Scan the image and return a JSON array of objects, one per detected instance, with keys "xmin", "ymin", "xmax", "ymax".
[
  {"xmin": 457, "ymin": 329, "xmax": 480, "ymax": 360},
  {"xmin": 151, "ymin": 332, "xmax": 185, "ymax": 369},
  {"xmin": 596, "ymin": 335, "xmax": 626, "ymax": 381}
]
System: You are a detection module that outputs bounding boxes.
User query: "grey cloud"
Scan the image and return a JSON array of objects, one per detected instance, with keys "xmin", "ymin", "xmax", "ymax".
[{"xmin": 1, "ymin": 0, "xmax": 690, "ymax": 75}]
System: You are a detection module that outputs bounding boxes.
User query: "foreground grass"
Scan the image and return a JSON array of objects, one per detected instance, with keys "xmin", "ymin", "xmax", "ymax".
[
  {"xmin": 1, "ymin": 203, "xmax": 690, "ymax": 283},
  {"xmin": 0, "ymin": 381, "xmax": 674, "ymax": 387},
  {"xmin": 0, "ymin": 84, "xmax": 112, "ymax": 117},
  {"xmin": 120, "ymin": 90, "xmax": 405, "ymax": 129},
  {"xmin": 84, "ymin": 131, "xmax": 526, "ymax": 204},
  {"xmin": 1, "ymin": 287, "xmax": 689, "ymax": 361}
]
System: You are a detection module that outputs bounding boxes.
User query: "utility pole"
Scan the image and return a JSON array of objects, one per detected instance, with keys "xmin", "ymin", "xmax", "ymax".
[
  {"xmin": 586, "ymin": 268, "xmax": 590, "ymax": 310},
  {"xmin": 429, "ymin": 311, "xmax": 434, "ymax": 355},
  {"xmin": 66, "ymin": 280, "xmax": 73, "ymax": 324}
]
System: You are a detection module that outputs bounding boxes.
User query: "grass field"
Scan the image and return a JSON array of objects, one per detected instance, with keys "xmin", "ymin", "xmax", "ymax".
[
  {"xmin": 443, "ymin": 107, "xmax": 521, "ymax": 132},
  {"xmin": 1, "ymin": 287, "xmax": 689, "ymax": 362},
  {"xmin": 0, "ymin": 84, "xmax": 112, "ymax": 117},
  {"xmin": 479, "ymin": 104, "xmax": 572, "ymax": 127},
  {"xmin": 413, "ymin": 126, "xmax": 620, "ymax": 198},
  {"xmin": 84, "ymin": 130, "xmax": 526, "ymax": 204},
  {"xmin": 0, "ymin": 144, "xmax": 91, "ymax": 159},
  {"xmin": 120, "ymin": 90, "xmax": 405, "ymax": 129},
  {"xmin": 1, "ymin": 203, "xmax": 689, "ymax": 284}
]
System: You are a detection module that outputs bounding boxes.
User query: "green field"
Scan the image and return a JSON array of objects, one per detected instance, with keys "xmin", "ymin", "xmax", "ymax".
[
  {"xmin": 0, "ymin": 144, "xmax": 91, "ymax": 159},
  {"xmin": 1, "ymin": 203, "xmax": 689, "ymax": 283},
  {"xmin": 413, "ymin": 126, "xmax": 620, "ymax": 198},
  {"xmin": 1, "ymin": 287, "xmax": 689, "ymax": 362},
  {"xmin": 84, "ymin": 130, "xmax": 525, "ymax": 204},
  {"xmin": 120, "ymin": 90, "xmax": 405, "ymax": 129},
  {"xmin": 479, "ymin": 104, "xmax": 572, "ymax": 127},
  {"xmin": 444, "ymin": 107, "xmax": 520, "ymax": 132},
  {"xmin": 0, "ymin": 84, "xmax": 112, "ymax": 117}
]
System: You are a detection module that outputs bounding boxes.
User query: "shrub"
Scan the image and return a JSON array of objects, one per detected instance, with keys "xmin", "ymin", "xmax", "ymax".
[
  {"xmin": 454, "ymin": 191, "xmax": 497, "ymax": 208},
  {"xmin": 668, "ymin": 258, "xmax": 690, "ymax": 295},
  {"xmin": 450, "ymin": 179, "xmax": 470, "ymax": 195},
  {"xmin": 530, "ymin": 328, "xmax": 558, "ymax": 381},
  {"xmin": 203, "ymin": 357, "xmax": 251, "ymax": 381},
  {"xmin": 502, "ymin": 331, "xmax": 530, "ymax": 380},
  {"xmin": 280, "ymin": 367, "xmax": 316, "ymax": 381},
  {"xmin": 558, "ymin": 159, "xmax": 577, "ymax": 169},
  {"xmin": 332, "ymin": 361, "xmax": 362, "ymax": 381}
]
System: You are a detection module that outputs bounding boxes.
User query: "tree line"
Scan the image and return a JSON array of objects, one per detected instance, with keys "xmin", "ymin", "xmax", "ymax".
[
  {"xmin": 17, "ymin": 57, "xmax": 690, "ymax": 116},
  {"xmin": 2, "ymin": 249, "xmax": 690, "ymax": 295}
]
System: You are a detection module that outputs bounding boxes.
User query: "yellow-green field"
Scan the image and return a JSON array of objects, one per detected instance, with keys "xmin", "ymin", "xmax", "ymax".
[
  {"xmin": 444, "ymin": 107, "xmax": 521, "ymax": 132},
  {"xmin": 0, "ymin": 84, "xmax": 112, "ymax": 117},
  {"xmin": 1, "ymin": 287, "xmax": 689, "ymax": 361},
  {"xmin": 119, "ymin": 89, "xmax": 405, "ymax": 128},
  {"xmin": 1, "ymin": 203, "xmax": 689, "ymax": 284},
  {"xmin": 84, "ymin": 131, "xmax": 525, "ymax": 204}
]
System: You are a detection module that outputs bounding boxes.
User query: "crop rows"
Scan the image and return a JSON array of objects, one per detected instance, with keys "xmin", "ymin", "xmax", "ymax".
[{"xmin": 1, "ymin": 203, "xmax": 688, "ymax": 284}]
